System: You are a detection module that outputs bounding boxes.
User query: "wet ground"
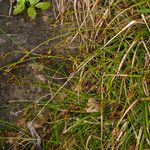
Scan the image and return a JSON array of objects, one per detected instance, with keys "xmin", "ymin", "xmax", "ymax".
[{"xmin": 0, "ymin": 1, "xmax": 70, "ymax": 122}]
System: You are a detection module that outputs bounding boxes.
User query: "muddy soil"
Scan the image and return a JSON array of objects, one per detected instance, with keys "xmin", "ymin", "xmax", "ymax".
[{"xmin": 0, "ymin": 1, "xmax": 70, "ymax": 123}]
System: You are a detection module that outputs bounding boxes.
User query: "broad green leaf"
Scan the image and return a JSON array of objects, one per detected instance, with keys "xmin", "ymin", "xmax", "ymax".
[
  {"xmin": 17, "ymin": 0, "xmax": 25, "ymax": 5},
  {"xmin": 27, "ymin": 6, "xmax": 37, "ymax": 19},
  {"xmin": 29, "ymin": 0, "xmax": 40, "ymax": 6},
  {"xmin": 35, "ymin": 2, "xmax": 51, "ymax": 10},
  {"xmin": 13, "ymin": 4, "xmax": 25, "ymax": 14}
]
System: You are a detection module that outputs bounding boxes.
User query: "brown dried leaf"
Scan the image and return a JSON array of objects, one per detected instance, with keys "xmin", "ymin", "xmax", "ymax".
[
  {"xmin": 7, "ymin": 137, "xmax": 15, "ymax": 144},
  {"xmin": 33, "ymin": 115, "xmax": 47, "ymax": 129},
  {"xmin": 56, "ymin": 92, "xmax": 68, "ymax": 101},
  {"xmin": 129, "ymin": 145, "xmax": 135, "ymax": 150},
  {"xmin": 85, "ymin": 97, "xmax": 100, "ymax": 112},
  {"xmin": 6, "ymin": 132, "xmax": 17, "ymax": 144},
  {"xmin": 59, "ymin": 109, "xmax": 68, "ymax": 117},
  {"xmin": 15, "ymin": 118, "xmax": 26, "ymax": 127},
  {"xmin": 145, "ymin": 53, "xmax": 150, "ymax": 68},
  {"xmin": 35, "ymin": 74, "xmax": 46, "ymax": 83},
  {"xmin": 111, "ymin": 128, "xmax": 119, "ymax": 136},
  {"xmin": 109, "ymin": 111, "xmax": 121, "ymax": 120},
  {"xmin": 75, "ymin": 83, "xmax": 82, "ymax": 93}
]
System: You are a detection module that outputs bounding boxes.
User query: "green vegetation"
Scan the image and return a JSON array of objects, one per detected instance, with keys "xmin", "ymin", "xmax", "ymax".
[
  {"xmin": 13, "ymin": 0, "xmax": 51, "ymax": 19},
  {"xmin": 0, "ymin": 0, "xmax": 150, "ymax": 149}
]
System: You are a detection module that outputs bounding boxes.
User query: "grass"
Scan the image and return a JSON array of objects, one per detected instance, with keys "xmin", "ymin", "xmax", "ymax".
[{"xmin": 0, "ymin": 0, "xmax": 150, "ymax": 149}]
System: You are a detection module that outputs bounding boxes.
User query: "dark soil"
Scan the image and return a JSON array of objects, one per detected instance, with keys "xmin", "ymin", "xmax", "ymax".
[{"xmin": 0, "ymin": 1, "xmax": 69, "ymax": 122}]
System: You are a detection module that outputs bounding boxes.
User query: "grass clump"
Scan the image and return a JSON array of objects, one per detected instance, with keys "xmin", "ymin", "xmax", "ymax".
[{"xmin": 0, "ymin": 0, "xmax": 150, "ymax": 149}]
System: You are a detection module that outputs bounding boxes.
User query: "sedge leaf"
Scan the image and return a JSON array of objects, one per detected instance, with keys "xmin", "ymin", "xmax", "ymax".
[
  {"xmin": 35, "ymin": 2, "xmax": 51, "ymax": 10},
  {"xmin": 139, "ymin": 8, "xmax": 150, "ymax": 14}
]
